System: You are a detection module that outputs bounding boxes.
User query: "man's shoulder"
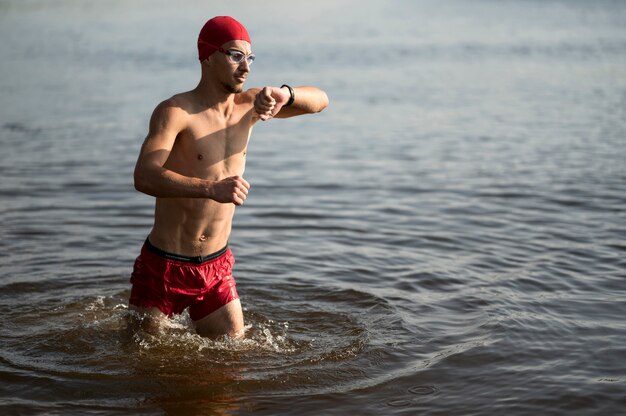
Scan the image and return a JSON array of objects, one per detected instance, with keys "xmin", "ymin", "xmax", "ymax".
[
  {"xmin": 153, "ymin": 94, "xmax": 192, "ymax": 119},
  {"xmin": 164, "ymin": 91, "xmax": 195, "ymax": 111},
  {"xmin": 148, "ymin": 94, "xmax": 193, "ymax": 132},
  {"xmin": 235, "ymin": 88, "xmax": 260, "ymax": 104}
]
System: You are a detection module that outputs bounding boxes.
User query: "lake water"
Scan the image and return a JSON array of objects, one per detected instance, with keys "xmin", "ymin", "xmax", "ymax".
[{"xmin": 1, "ymin": 0, "xmax": 625, "ymax": 415}]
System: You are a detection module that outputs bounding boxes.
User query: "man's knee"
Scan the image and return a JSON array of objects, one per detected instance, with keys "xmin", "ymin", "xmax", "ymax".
[
  {"xmin": 128, "ymin": 305, "xmax": 167, "ymax": 335},
  {"xmin": 194, "ymin": 299, "xmax": 244, "ymax": 339}
]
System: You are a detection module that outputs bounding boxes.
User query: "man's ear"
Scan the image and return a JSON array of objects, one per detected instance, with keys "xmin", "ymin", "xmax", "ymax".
[{"xmin": 201, "ymin": 56, "xmax": 214, "ymax": 68}]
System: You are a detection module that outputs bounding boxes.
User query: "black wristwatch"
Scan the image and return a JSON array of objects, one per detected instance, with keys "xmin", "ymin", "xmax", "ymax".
[{"xmin": 280, "ymin": 84, "xmax": 295, "ymax": 107}]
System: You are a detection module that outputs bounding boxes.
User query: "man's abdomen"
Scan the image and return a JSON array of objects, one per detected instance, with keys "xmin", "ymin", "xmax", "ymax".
[{"xmin": 150, "ymin": 197, "xmax": 235, "ymax": 257}]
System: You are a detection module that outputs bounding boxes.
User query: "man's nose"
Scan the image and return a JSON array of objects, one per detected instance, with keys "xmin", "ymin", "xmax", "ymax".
[{"xmin": 239, "ymin": 59, "xmax": 250, "ymax": 72}]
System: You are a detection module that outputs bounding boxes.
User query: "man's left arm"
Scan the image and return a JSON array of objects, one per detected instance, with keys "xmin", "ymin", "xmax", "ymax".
[{"xmin": 253, "ymin": 86, "xmax": 329, "ymax": 121}]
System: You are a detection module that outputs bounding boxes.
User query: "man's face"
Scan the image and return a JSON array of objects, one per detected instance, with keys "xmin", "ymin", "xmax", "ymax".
[{"xmin": 211, "ymin": 40, "xmax": 252, "ymax": 94}]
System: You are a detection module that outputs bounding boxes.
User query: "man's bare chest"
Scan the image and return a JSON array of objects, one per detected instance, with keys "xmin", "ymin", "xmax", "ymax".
[
  {"xmin": 166, "ymin": 113, "xmax": 253, "ymax": 177},
  {"xmin": 186, "ymin": 123, "xmax": 250, "ymax": 158}
]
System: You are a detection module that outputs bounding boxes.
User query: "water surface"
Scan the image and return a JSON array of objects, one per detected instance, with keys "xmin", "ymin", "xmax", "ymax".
[{"xmin": 1, "ymin": 1, "xmax": 625, "ymax": 415}]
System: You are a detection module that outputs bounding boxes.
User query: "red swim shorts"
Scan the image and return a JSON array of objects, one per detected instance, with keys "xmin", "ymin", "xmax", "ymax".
[{"xmin": 129, "ymin": 239, "xmax": 239, "ymax": 321}]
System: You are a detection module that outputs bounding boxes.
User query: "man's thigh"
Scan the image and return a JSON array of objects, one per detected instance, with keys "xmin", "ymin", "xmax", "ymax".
[
  {"xmin": 193, "ymin": 299, "xmax": 244, "ymax": 339},
  {"xmin": 128, "ymin": 305, "xmax": 167, "ymax": 335}
]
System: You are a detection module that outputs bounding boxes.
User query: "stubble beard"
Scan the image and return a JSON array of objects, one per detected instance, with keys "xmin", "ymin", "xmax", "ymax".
[{"xmin": 223, "ymin": 82, "xmax": 244, "ymax": 94}]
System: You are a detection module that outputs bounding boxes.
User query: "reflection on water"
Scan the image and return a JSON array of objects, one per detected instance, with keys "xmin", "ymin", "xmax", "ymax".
[{"xmin": 1, "ymin": 284, "xmax": 419, "ymax": 415}]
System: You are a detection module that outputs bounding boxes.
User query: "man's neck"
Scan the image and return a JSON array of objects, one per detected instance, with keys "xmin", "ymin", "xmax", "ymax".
[{"xmin": 193, "ymin": 76, "xmax": 236, "ymax": 114}]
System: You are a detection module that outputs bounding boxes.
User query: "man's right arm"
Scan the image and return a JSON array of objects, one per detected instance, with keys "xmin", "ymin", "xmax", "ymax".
[{"xmin": 133, "ymin": 100, "xmax": 249, "ymax": 205}]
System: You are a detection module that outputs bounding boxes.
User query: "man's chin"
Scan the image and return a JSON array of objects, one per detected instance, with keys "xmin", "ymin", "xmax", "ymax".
[{"xmin": 224, "ymin": 82, "xmax": 244, "ymax": 94}]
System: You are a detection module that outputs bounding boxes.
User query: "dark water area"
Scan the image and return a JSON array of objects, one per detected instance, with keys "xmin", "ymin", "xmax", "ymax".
[{"xmin": 1, "ymin": 0, "xmax": 625, "ymax": 415}]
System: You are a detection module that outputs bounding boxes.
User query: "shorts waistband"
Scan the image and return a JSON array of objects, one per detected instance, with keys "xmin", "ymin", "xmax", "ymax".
[{"xmin": 144, "ymin": 238, "xmax": 229, "ymax": 264}]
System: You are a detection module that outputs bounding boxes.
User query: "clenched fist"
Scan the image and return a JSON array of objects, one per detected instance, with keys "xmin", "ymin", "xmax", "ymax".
[
  {"xmin": 254, "ymin": 86, "xmax": 290, "ymax": 121},
  {"xmin": 209, "ymin": 176, "xmax": 250, "ymax": 206}
]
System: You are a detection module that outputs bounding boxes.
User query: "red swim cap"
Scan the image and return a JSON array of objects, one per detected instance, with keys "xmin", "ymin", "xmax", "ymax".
[{"xmin": 197, "ymin": 16, "xmax": 251, "ymax": 61}]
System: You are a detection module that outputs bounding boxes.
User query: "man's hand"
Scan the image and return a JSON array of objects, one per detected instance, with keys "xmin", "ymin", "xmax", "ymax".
[
  {"xmin": 254, "ymin": 86, "xmax": 290, "ymax": 121},
  {"xmin": 209, "ymin": 176, "xmax": 250, "ymax": 206}
]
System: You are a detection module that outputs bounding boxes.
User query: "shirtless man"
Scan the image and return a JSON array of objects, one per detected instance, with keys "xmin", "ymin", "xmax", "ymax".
[{"xmin": 128, "ymin": 16, "xmax": 328, "ymax": 338}]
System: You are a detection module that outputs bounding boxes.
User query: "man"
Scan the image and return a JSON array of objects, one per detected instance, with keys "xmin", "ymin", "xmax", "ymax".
[{"xmin": 128, "ymin": 16, "xmax": 328, "ymax": 338}]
